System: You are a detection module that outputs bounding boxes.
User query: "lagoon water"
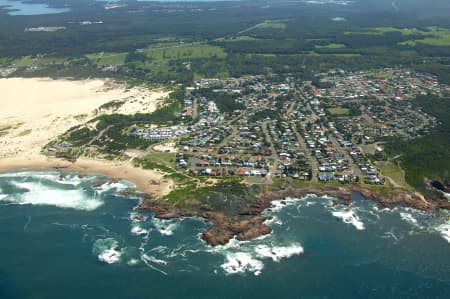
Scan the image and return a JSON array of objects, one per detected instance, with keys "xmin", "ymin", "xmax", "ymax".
[
  {"xmin": 1, "ymin": 171, "xmax": 450, "ymax": 299},
  {"xmin": 0, "ymin": 0, "xmax": 70, "ymax": 15},
  {"xmin": 0, "ymin": 0, "xmax": 237, "ymax": 16}
]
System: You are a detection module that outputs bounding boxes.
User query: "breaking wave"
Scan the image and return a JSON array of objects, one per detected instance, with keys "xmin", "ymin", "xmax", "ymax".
[
  {"xmin": 400, "ymin": 212, "xmax": 419, "ymax": 226},
  {"xmin": 221, "ymin": 252, "xmax": 264, "ymax": 276},
  {"xmin": 0, "ymin": 171, "xmax": 133, "ymax": 211},
  {"xmin": 435, "ymin": 223, "xmax": 450, "ymax": 243},
  {"xmin": 131, "ymin": 224, "xmax": 149, "ymax": 236},
  {"xmin": 95, "ymin": 181, "xmax": 132, "ymax": 195},
  {"xmin": 93, "ymin": 238, "xmax": 122, "ymax": 264},
  {"xmin": 8, "ymin": 181, "xmax": 103, "ymax": 211},
  {"xmin": 254, "ymin": 244, "xmax": 304, "ymax": 262},
  {"xmin": 4, "ymin": 170, "xmax": 450, "ymax": 280},
  {"xmin": 215, "ymin": 242, "xmax": 304, "ymax": 276},
  {"xmin": 332, "ymin": 209, "xmax": 365, "ymax": 230},
  {"xmin": 152, "ymin": 218, "xmax": 180, "ymax": 236}
]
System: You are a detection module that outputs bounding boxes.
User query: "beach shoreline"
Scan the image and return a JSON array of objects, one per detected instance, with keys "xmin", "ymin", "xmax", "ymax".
[
  {"xmin": 0, "ymin": 76, "xmax": 174, "ymax": 198},
  {"xmin": 0, "ymin": 155, "xmax": 174, "ymax": 198}
]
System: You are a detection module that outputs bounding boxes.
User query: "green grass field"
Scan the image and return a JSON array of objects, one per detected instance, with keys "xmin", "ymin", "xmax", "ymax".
[
  {"xmin": 315, "ymin": 43, "xmax": 346, "ymax": 49},
  {"xmin": 86, "ymin": 52, "xmax": 127, "ymax": 66},
  {"xmin": 134, "ymin": 153, "xmax": 176, "ymax": 173},
  {"xmin": 307, "ymin": 52, "xmax": 361, "ymax": 57},
  {"xmin": 344, "ymin": 27, "xmax": 423, "ymax": 36},
  {"xmin": 146, "ymin": 44, "xmax": 227, "ymax": 61},
  {"xmin": 13, "ymin": 55, "xmax": 67, "ymax": 67},
  {"xmin": 345, "ymin": 26, "xmax": 450, "ymax": 47},
  {"xmin": 228, "ymin": 36, "xmax": 258, "ymax": 42},
  {"xmin": 379, "ymin": 161, "xmax": 412, "ymax": 190},
  {"xmin": 400, "ymin": 27, "xmax": 450, "ymax": 46},
  {"xmin": 148, "ymin": 152, "xmax": 177, "ymax": 166},
  {"xmin": 0, "ymin": 57, "xmax": 12, "ymax": 65},
  {"xmin": 255, "ymin": 21, "xmax": 287, "ymax": 30}
]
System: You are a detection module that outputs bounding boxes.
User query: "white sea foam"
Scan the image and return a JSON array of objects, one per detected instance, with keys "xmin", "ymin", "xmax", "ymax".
[
  {"xmin": 0, "ymin": 171, "xmax": 59, "ymax": 179},
  {"xmin": 96, "ymin": 181, "xmax": 130, "ymax": 194},
  {"xmin": 131, "ymin": 225, "xmax": 149, "ymax": 236},
  {"xmin": 400, "ymin": 212, "xmax": 418, "ymax": 226},
  {"xmin": 436, "ymin": 223, "xmax": 450, "ymax": 243},
  {"xmin": 127, "ymin": 258, "xmax": 140, "ymax": 266},
  {"xmin": 0, "ymin": 194, "xmax": 7, "ymax": 201},
  {"xmin": 98, "ymin": 249, "xmax": 121, "ymax": 264},
  {"xmin": 254, "ymin": 244, "xmax": 304, "ymax": 262},
  {"xmin": 221, "ymin": 252, "xmax": 264, "ymax": 276},
  {"xmin": 269, "ymin": 195, "xmax": 317, "ymax": 213},
  {"xmin": 263, "ymin": 215, "xmax": 283, "ymax": 226},
  {"xmin": 382, "ymin": 231, "xmax": 400, "ymax": 242},
  {"xmin": 209, "ymin": 237, "xmax": 246, "ymax": 251},
  {"xmin": 93, "ymin": 238, "xmax": 122, "ymax": 264},
  {"xmin": 142, "ymin": 254, "xmax": 168, "ymax": 266},
  {"xmin": 130, "ymin": 212, "xmax": 148, "ymax": 222},
  {"xmin": 56, "ymin": 174, "xmax": 83, "ymax": 186},
  {"xmin": 0, "ymin": 171, "xmax": 87, "ymax": 187},
  {"xmin": 373, "ymin": 206, "xmax": 397, "ymax": 213},
  {"xmin": 141, "ymin": 254, "xmax": 168, "ymax": 275},
  {"xmin": 167, "ymin": 245, "xmax": 202, "ymax": 258},
  {"xmin": 332, "ymin": 209, "xmax": 365, "ymax": 230},
  {"xmin": 442, "ymin": 192, "xmax": 450, "ymax": 201},
  {"xmin": 7, "ymin": 181, "xmax": 103, "ymax": 211},
  {"xmin": 152, "ymin": 218, "xmax": 179, "ymax": 236}
]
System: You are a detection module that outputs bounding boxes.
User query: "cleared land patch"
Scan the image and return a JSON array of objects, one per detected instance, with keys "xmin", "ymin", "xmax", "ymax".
[
  {"xmin": 328, "ymin": 108, "xmax": 350, "ymax": 116},
  {"xmin": 379, "ymin": 161, "xmax": 412, "ymax": 190}
]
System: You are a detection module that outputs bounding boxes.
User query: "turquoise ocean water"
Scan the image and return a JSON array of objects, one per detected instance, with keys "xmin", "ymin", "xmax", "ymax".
[{"xmin": 1, "ymin": 171, "xmax": 450, "ymax": 299}]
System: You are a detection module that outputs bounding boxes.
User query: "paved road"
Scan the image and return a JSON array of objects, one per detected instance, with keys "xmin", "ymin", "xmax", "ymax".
[{"xmin": 261, "ymin": 120, "xmax": 279, "ymax": 183}]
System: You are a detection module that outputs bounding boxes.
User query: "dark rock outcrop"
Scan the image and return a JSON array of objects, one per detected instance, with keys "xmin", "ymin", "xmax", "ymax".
[{"xmin": 139, "ymin": 185, "xmax": 449, "ymax": 247}]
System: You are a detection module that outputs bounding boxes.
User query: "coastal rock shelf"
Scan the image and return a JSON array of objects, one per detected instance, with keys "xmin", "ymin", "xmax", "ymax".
[{"xmin": 140, "ymin": 185, "xmax": 450, "ymax": 246}]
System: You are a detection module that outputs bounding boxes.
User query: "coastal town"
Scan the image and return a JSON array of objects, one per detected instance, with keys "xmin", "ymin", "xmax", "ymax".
[
  {"xmin": 105, "ymin": 68, "xmax": 447, "ymax": 188},
  {"xmin": 3, "ymin": 0, "xmax": 450, "ymax": 295}
]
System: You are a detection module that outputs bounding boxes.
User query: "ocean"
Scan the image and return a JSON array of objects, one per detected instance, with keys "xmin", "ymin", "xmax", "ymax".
[{"xmin": 1, "ymin": 171, "xmax": 450, "ymax": 299}]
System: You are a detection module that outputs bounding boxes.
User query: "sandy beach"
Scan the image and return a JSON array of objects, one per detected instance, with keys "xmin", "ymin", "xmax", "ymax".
[
  {"xmin": 0, "ymin": 77, "xmax": 173, "ymax": 198},
  {"xmin": 0, "ymin": 155, "xmax": 174, "ymax": 198}
]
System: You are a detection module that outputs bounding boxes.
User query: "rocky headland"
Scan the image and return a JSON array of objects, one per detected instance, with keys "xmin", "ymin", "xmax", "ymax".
[{"xmin": 139, "ymin": 184, "xmax": 450, "ymax": 247}]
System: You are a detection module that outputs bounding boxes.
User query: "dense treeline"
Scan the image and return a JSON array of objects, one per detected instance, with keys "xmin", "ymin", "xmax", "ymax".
[
  {"xmin": 385, "ymin": 95, "xmax": 450, "ymax": 191},
  {"xmin": 1, "ymin": 0, "xmax": 450, "ymax": 85},
  {"xmin": 1, "ymin": 0, "xmax": 449, "ymax": 58},
  {"xmin": 193, "ymin": 89, "xmax": 244, "ymax": 114}
]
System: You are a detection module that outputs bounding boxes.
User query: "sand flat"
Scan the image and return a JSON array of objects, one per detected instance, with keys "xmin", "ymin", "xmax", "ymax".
[{"xmin": 0, "ymin": 78, "xmax": 118, "ymax": 118}]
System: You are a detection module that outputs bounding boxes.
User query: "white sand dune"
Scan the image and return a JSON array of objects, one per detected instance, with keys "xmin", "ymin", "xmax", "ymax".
[{"xmin": 0, "ymin": 77, "xmax": 169, "ymax": 158}]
